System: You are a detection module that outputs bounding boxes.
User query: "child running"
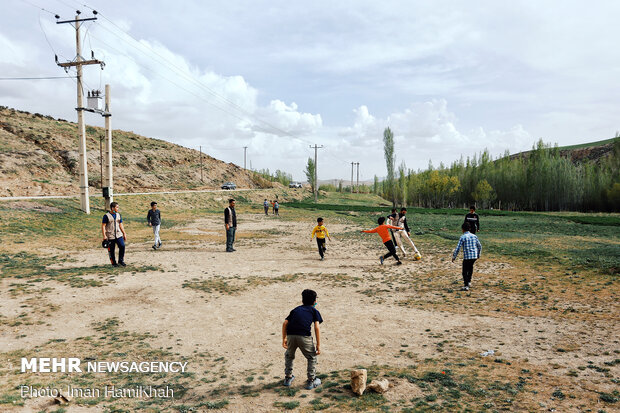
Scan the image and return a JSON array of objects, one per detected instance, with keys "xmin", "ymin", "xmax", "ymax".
[
  {"xmin": 361, "ymin": 217, "xmax": 403, "ymax": 265},
  {"xmin": 311, "ymin": 217, "xmax": 331, "ymax": 261}
]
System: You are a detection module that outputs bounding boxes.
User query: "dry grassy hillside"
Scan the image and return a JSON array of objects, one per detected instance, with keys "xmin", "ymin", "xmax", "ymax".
[{"xmin": 0, "ymin": 106, "xmax": 270, "ymax": 197}]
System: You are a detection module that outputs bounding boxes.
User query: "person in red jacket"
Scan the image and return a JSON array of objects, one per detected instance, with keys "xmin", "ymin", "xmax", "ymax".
[{"xmin": 361, "ymin": 217, "xmax": 403, "ymax": 265}]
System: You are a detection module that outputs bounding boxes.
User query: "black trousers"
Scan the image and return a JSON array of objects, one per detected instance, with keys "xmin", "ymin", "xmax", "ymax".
[
  {"xmin": 383, "ymin": 241, "xmax": 400, "ymax": 261},
  {"xmin": 462, "ymin": 259, "xmax": 477, "ymax": 285},
  {"xmin": 316, "ymin": 238, "xmax": 326, "ymax": 258}
]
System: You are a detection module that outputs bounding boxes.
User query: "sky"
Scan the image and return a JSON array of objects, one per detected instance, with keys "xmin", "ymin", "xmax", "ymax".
[{"xmin": 1, "ymin": 0, "xmax": 619, "ymax": 181}]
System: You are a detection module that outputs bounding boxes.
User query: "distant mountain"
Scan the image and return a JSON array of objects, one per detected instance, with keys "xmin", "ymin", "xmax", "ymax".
[{"xmin": 0, "ymin": 106, "xmax": 272, "ymax": 197}]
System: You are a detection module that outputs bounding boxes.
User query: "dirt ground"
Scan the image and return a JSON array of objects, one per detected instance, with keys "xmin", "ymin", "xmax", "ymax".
[{"xmin": 1, "ymin": 212, "xmax": 619, "ymax": 412}]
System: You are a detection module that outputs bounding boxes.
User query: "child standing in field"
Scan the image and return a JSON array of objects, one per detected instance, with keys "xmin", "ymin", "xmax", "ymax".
[
  {"xmin": 274, "ymin": 200, "xmax": 280, "ymax": 216},
  {"xmin": 311, "ymin": 217, "xmax": 331, "ymax": 261},
  {"xmin": 282, "ymin": 289, "xmax": 323, "ymax": 390},
  {"xmin": 464, "ymin": 205, "xmax": 480, "ymax": 234},
  {"xmin": 361, "ymin": 217, "xmax": 403, "ymax": 265},
  {"xmin": 264, "ymin": 199, "xmax": 269, "ymax": 216},
  {"xmin": 147, "ymin": 201, "xmax": 162, "ymax": 250},
  {"xmin": 452, "ymin": 222, "xmax": 482, "ymax": 291}
]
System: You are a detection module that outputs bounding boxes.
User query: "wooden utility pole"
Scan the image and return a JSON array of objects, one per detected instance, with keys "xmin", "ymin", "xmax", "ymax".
[
  {"xmin": 355, "ymin": 162, "xmax": 360, "ymax": 193},
  {"xmin": 56, "ymin": 11, "xmax": 103, "ymax": 214},
  {"xmin": 103, "ymin": 84, "xmax": 113, "ymax": 210},
  {"xmin": 310, "ymin": 144, "xmax": 323, "ymax": 202},
  {"xmin": 243, "ymin": 146, "xmax": 248, "ymax": 169},
  {"xmin": 350, "ymin": 162, "xmax": 354, "ymax": 193},
  {"xmin": 200, "ymin": 145, "xmax": 203, "ymax": 182}
]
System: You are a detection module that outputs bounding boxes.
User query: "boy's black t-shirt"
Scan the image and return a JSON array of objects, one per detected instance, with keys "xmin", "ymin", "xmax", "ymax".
[{"xmin": 286, "ymin": 305, "xmax": 323, "ymax": 336}]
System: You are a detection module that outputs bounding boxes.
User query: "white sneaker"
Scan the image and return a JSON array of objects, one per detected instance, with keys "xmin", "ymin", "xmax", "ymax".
[{"xmin": 460, "ymin": 286, "xmax": 469, "ymax": 291}]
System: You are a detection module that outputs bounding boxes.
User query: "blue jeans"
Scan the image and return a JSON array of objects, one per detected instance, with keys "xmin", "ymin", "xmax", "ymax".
[
  {"xmin": 108, "ymin": 237, "xmax": 125, "ymax": 264},
  {"xmin": 226, "ymin": 227, "xmax": 236, "ymax": 251}
]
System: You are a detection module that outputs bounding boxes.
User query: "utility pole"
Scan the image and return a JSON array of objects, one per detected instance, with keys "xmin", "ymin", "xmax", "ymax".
[
  {"xmin": 243, "ymin": 146, "xmax": 248, "ymax": 169},
  {"xmin": 356, "ymin": 162, "xmax": 360, "ymax": 193},
  {"xmin": 102, "ymin": 84, "xmax": 113, "ymax": 210},
  {"xmin": 56, "ymin": 11, "xmax": 103, "ymax": 214},
  {"xmin": 309, "ymin": 144, "xmax": 323, "ymax": 202},
  {"xmin": 199, "ymin": 146, "xmax": 203, "ymax": 183},
  {"xmin": 350, "ymin": 162, "xmax": 354, "ymax": 193}
]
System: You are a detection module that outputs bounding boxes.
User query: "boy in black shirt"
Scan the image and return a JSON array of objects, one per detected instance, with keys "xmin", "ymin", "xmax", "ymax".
[
  {"xmin": 282, "ymin": 289, "xmax": 323, "ymax": 390},
  {"xmin": 464, "ymin": 205, "xmax": 480, "ymax": 234}
]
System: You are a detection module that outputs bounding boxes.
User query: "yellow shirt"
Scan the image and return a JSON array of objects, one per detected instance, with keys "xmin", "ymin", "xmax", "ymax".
[{"xmin": 311, "ymin": 225, "xmax": 329, "ymax": 239}]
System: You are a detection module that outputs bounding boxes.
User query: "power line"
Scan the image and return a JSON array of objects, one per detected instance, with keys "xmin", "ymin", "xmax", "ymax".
[
  {"xmin": 18, "ymin": 0, "xmax": 56, "ymax": 15},
  {"xmin": 51, "ymin": 1, "xmax": 353, "ymax": 170},
  {"xmin": 59, "ymin": 2, "xmax": 326, "ymax": 148},
  {"xmin": 0, "ymin": 76, "xmax": 76, "ymax": 80}
]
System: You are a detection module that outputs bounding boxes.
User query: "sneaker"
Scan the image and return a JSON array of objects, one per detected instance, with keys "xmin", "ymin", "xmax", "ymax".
[
  {"xmin": 305, "ymin": 377, "xmax": 321, "ymax": 390},
  {"xmin": 460, "ymin": 286, "xmax": 469, "ymax": 291},
  {"xmin": 158, "ymin": 241, "xmax": 162, "ymax": 247},
  {"xmin": 226, "ymin": 250, "xmax": 233, "ymax": 252},
  {"xmin": 379, "ymin": 256, "xmax": 384, "ymax": 265},
  {"xmin": 232, "ymin": 248, "xmax": 237, "ymax": 251},
  {"xmin": 467, "ymin": 282, "xmax": 472, "ymax": 289},
  {"xmin": 152, "ymin": 245, "xmax": 157, "ymax": 250},
  {"xmin": 112, "ymin": 263, "xmax": 119, "ymax": 267},
  {"xmin": 119, "ymin": 261, "xmax": 126, "ymax": 267},
  {"xmin": 283, "ymin": 375, "xmax": 295, "ymax": 386},
  {"xmin": 320, "ymin": 257, "xmax": 324, "ymax": 261},
  {"xmin": 396, "ymin": 261, "xmax": 402, "ymax": 265}
]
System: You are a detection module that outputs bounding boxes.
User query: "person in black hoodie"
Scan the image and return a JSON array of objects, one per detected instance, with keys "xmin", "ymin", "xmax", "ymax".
[{"xmin": 464, "ymin": 206, "xmax": 480, "ymax": 234}]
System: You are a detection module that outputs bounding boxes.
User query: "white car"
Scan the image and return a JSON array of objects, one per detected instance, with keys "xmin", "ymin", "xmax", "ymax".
[{"xmin": 288, "ymin": 182, "xmax": 302, "ymax": 188}]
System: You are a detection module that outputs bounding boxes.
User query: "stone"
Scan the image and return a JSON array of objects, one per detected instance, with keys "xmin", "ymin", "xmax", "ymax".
[
  {"xmin": 367, "ymin": 379, "xmax": 390, "ymax": 394},
  {"xmin": 350, "ymin": 369, "xmax": 367, "ymax": 395}
]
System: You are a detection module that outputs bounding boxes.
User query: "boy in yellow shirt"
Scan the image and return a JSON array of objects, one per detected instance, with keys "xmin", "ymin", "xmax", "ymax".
[{"xmin": 311, "ymin": 217, "xmax": 331, "ymax": 261}]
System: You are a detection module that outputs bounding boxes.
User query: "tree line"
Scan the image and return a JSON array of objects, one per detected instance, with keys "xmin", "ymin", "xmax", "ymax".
[{"xmin": 379, "ymin": 132, "xmax": 620, "ymax": 212}]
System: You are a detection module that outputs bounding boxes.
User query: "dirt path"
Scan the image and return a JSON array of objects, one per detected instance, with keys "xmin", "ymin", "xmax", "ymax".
[{"xmin": 2, "ymin": 213, "xmax": 619, "ymax": 412}]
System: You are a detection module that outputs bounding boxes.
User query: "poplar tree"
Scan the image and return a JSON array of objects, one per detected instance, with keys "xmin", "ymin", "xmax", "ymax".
[{"xmin": 383, "ymin": 127, "xmax": 395, "ymax": 207}]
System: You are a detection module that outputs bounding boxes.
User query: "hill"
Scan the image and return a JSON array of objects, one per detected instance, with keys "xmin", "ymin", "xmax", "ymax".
[
  {"xmin": 509, "ymin": 137, "xmax": 619, "ymax": 164},
  {"xmin": 0, "ymin": 106, "xmax": 271, "ymax": 197}
]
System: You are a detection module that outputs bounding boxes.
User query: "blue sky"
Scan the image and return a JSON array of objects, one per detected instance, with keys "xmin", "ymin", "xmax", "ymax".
[{"xmin": 2, "ymin": 0, "xmax": 619, "ymax": 181}]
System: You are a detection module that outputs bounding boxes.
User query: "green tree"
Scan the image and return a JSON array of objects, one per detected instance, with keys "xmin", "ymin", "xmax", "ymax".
[
  {"xmin": 304, "ymin": 157, "xmax": 316, "ymax": 195},
  {"xmin": 398, "ymin": 161, "xmax": 407, "ymax": 206},
  {"xmin": 383, "ymin": 127, "xmax": 395, "ymax": 206},
  {"xmin": 606, "ymin": 182, "xmax": 620, "ymax": 211},
  {"xmin": 472, "ymin": 179, "xmax": 495, "ymax": 209}
]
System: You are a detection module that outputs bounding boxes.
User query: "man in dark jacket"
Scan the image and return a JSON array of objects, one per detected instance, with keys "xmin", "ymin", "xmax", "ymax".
[{"xmin": 224, "ymin": 199, "xmax": 237, "ymax": 252}]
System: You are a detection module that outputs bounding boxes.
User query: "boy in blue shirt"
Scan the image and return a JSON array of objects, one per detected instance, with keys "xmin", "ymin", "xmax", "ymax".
[
  {"xmin": 282, "ymin": 289, "xmax": 323, "ymax": 390},
  {"xmin": 452, "ymin": 222, "xmax": 482, "ymax": 291}
]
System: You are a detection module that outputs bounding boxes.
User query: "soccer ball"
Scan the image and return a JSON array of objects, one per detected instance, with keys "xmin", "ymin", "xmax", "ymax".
[{"xmin": 413, "ymin": 253, "xmax": 421, "ymax": 261}]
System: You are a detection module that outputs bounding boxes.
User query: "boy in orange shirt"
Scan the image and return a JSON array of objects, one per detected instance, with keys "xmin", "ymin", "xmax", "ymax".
[{"xmin": 361, "ymin": 217, "xmax": 403, "ymax": 265}]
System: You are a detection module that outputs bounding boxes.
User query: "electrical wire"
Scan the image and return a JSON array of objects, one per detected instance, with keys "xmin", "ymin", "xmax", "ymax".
[
  {"xmin": 0, "ymin": 76, "xmax": 76, "ymax": 80},
  {"xmin": 56, "ymin": 0, "xmax": 352, "ymax": 167},
  {"xmin": 18, "ymin": 0, "xmax": 56, "ymax": 15}
]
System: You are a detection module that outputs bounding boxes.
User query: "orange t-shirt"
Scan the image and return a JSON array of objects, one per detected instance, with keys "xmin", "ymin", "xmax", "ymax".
[{"xmin": 363, "ymin": 224, "xmax": 401, "ymax": 243}]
